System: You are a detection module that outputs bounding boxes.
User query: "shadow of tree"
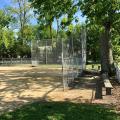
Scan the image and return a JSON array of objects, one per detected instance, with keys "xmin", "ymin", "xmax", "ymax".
[
  {"xmin": 0, "ymin": 66, "xmax": 97, "ymax": 114},
  {"xmin": 0, "ymin": 67, "xmax": 63, "ymax": 112}
]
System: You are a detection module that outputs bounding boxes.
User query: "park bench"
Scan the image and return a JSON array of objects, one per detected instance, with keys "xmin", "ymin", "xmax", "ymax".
[{"xmin": 102, "ymin": 73, "xmax": 113, "ymax": 95}]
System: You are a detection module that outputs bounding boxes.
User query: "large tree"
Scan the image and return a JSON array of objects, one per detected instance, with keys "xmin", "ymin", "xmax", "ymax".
[
  {"xmin": 0, "ymin": 9, "xmax": 12, "ymax": 47},
  {"xmin": 79, "ymin": 0, "xmax": 120, "ymax": 74},
  {"xmin": 86, "ymin": 23, "xmax": 100, "ymax": 62},
  {"xmin": 29, "ymin": 0, "xmax": 77, "ymax": 40},
  {"xmin": 0, "ymin": 9, "xmax": 15, "ymax": 58},
  {"xmin": 8, "ymin": 0, "xmax": 32, "ymax": 45}
]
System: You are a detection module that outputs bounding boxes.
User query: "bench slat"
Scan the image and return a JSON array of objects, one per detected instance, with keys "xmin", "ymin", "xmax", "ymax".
[
  {"xmin": 104, "ymin": 82, "xmax": 113, "ymax": 88},
  {"xmin": 102, "ymin": 73, "xmax": 113, "ymax": 95},
  {"xmin": 104, "ymin": 79, "xmax": 113, "ymax": 88}
]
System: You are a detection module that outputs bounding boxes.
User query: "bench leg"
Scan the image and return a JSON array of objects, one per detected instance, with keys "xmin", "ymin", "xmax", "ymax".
[{"xmin": 106, "ymin": 88, "xmax": 112, "ymax": 95}]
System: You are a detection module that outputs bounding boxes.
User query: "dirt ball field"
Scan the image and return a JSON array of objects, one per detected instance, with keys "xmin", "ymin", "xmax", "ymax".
[{"xmin": 0, "ymin": 65, "xmax": 96, "ymax": 114}]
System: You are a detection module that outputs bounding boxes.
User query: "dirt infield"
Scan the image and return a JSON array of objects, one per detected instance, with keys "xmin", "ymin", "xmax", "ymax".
[{"xmin": 0, "ymin": 65, "xmax": 96, "ymax": 113}]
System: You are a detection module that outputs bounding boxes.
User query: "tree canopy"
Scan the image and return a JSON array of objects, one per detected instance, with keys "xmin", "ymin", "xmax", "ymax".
[
  {"xmin": 79, "ymin": 0, "xmax": 120, "ymax": 73},
  {"xmin": 0, "ymin": 0, "xmax": 120, "ymax": 72}
]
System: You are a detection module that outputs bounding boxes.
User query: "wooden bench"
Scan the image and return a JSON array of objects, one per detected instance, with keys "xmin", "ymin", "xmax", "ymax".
[
  {"xmin": 104, "ymin": 79, "xmax": 113, "ymax": 95},
  {"xmin": 102, "ymin": 73, "xmax": 113, "ymax": 95}
]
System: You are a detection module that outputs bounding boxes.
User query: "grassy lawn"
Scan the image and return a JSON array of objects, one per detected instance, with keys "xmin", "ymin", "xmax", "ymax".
[
  {"xmin": 37, "ymin": 64, "xmax": 62, "ymax": 68},
  {"xmin": 117, "ymin": 63, "xmax": 120, "ymax": 68},
  {"xmin": 0, "ymin": 102, "xmax": 119, "ymax": 120},
  {"xmin": 86, "ymin": 64, "xmax": 101, "ymax": 71}
]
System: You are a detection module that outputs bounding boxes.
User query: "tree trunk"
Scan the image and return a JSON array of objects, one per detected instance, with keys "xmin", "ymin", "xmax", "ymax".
[
  {"xmin": 56, "ymin": 18, "xmax": 59, "ymax": 40},
  {"xmin": 100, "ymin": 24, "xmax": 114, "ymax": 75},
  {"xmin": 50, "ymin": 23, "xmax": 53, "ymax": 39},
  {"xmin": 18, "ymin": 0, "xmax": 27, "ymax": 45},
  {"xmin": 95, "ymin": 77, "xmax": 103, "ymax": 99},
  {"xmin": 49, "ymin": 22, "xmax": 53, "ymax": 50}
]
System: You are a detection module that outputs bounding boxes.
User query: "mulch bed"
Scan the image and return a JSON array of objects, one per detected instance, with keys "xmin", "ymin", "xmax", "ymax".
[{"xmin": 112, "ymin": 80, "xmax": 120, "ymax": 111}]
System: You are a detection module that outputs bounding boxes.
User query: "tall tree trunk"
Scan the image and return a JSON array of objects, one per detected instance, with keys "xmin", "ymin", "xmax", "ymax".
[
  {"xmin": 49, "ymin": 22, "xmax": 53, "ymax": 45},
  {"xmin": 23, "ymin": 0, "xmax": 27, "ymax": 45},
  {"xmin": 56, "ymin": 18, "xmax": 59, "ymax": 40},
  {"xmin": 18, "ymin": 0, "xmax": 27, "ymax": 45},
  {"xmin": 100, "ymin": 23, "xmax": 114, "ymax": 74},
  {"xmin": 50, "ymin": 23, "xmax": 52, "ymax": 39},
  {"xmin": 18, "ymin": 0, "xmax": 23, "ymax": 44}
]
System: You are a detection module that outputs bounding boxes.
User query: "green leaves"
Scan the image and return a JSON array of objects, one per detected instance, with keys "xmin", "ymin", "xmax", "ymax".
[
  {"xmin": 30, "ymin": 0, "xmax": 76, "ymax": 31},
  {"xmin": 0, "ymin": 9, "xmax": 13, "ymax": 48},
  {"xmin": 79, "ymin": 0, "xmax": 120, "ymax": 62},
  {"xmin": 2, "ymin": 29, "xmax": 15, "ymax": 48},
  {"xmin": 79, "ymin": 0, "xmax": 120, "ymax": 27},
  {"xmin": 0, "ymin": 10, "xmax": 11, "ymax": 28}
]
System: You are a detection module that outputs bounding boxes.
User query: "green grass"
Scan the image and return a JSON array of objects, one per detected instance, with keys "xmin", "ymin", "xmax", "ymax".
[
  {"xmin": 117, "ymin": 63, "xmax": 120, "ymax": 68},
  {"xmin": 0, "ymin": 102, "xmax": 119, "ymax": 120},
  {"xmin": 37, "ymin": 64, "xmax": 62, "ymax": 68},
  {"xmin": 86, "ymin": 64, "xmax": 101, "ymax": 71}
]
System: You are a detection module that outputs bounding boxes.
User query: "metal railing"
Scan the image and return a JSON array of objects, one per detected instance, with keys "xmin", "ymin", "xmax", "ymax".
[{"xmin": 0, "ymin": 58, "xmax": 31, "ymax": 65}]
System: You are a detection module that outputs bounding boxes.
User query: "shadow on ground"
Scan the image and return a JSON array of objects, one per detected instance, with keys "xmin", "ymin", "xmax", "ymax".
[{"xmin": 0, "ymin": 66, "xmax": 97, "ymax": 114}]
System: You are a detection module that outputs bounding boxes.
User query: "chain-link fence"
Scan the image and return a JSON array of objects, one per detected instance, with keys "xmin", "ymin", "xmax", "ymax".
[
  {"xmin": 31, "ymin": 28, "xmax": 86, "ymax": 90},
  {"xmin": 31, "ymin": 38, "xmax": 62, "ymax": 65}
]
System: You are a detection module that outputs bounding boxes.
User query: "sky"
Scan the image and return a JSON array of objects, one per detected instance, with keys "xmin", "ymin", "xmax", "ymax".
[
  {"xmin": 0, "ymin": 0, "xmax": 86, "ymax": 29},
  {"xmin": 0, "ymin": 0, "xmax": 11, "ymax": 8}
]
